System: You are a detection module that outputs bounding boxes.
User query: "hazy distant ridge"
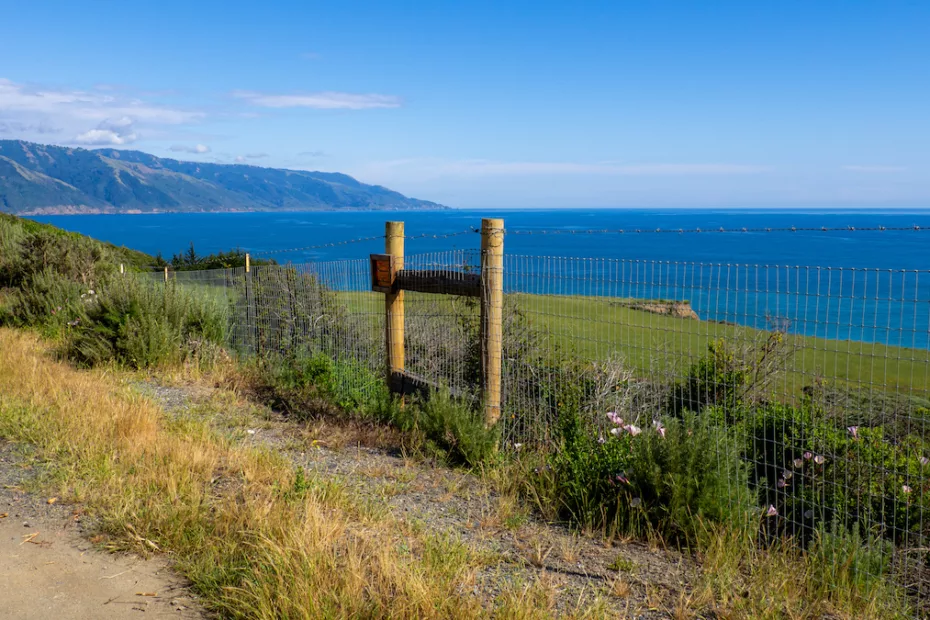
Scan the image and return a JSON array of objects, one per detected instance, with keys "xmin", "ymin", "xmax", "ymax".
[{"xmin": 0, "ymin": 140, "xmax": 446, "ymax": 214}]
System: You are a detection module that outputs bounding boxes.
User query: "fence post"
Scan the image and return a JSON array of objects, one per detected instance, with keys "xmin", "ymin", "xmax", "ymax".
[
  {"xmin": 245, "ymin": 253, "xmax": 258, "ymax": 356},
  {"xmin": 119, "ymin": 263, "xmax": 124, "ymax": 275},
  {"xmin": 480, "ymin": 218, "xmax": 504, "ymax": 427},
  {"xmin": 385, "ymin": 221, "xmax": 405, "ymax": 387},
  {"xmin": 164, "ymin": 266, "xmax": 168, "ymax": 283}
]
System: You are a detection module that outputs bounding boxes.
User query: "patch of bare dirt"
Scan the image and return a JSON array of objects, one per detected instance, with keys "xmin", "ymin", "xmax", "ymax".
[{"xmin": 0, "ymin": 440, "xmax": 207, "ymax": 619}]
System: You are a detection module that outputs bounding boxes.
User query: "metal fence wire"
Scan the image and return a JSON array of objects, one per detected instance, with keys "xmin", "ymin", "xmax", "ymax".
[{"xmin": 138, "ymin": 231, "xmax": 930, "ymax": 608}]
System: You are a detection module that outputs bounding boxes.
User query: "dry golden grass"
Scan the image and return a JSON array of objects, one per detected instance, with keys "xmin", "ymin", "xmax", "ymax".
[{"xmin": 0, "ymin": 329, "xmax": 583, "ymax": 619}]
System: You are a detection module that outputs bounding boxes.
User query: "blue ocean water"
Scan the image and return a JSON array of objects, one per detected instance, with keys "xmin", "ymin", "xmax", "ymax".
[{"xmin": 28, "ymin": 209, "xmax": 930, "ymax": 348}]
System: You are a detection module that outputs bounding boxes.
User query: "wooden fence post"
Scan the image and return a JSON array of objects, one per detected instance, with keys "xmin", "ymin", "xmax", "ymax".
[
  {"xmin": 244, "ymin": 253, "xmax": 258, "ymax": 355},
  {"xmin": 164, "ymin": 266, "xmax": 169, "ymax": 283},
  {"xmin": 119, "ymin": 263, "xmax": 124, "ymax": 275},
  {"xmin": 385, "ymin": 221, "xmax": 405, "ymax": 386},
  {"xmin": 480, "ymin": 218, "xmax": 504, "ymax": 427}
]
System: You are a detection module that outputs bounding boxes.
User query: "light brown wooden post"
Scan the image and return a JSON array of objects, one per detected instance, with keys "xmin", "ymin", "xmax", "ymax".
[
  {"xmin": 385, "ymin": 221, "xmax": 405, "ymax": 386},
  {"xmin": 164, "ymin": 266, "xmax": 169, "ymax": 283},
  {"xmin": 480, "ymin": 218, "xmax": 504, "ymax": 426},
  {"xmin": 119, "ymin": 263, "xmax": 124, "ymax": 275},
  {"xmin": 245, "ymin": 253, "xmax": 250, "ymax": 273}
]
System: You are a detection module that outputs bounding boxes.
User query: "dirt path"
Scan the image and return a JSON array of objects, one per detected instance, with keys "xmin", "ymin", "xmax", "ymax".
[
  {"xmin": 0, "ymin": 441, "xmax": 206, "ymax": 619},
  {"xmin": 135, "ymin": 380, "xmax": 697, "ymax": 618}
]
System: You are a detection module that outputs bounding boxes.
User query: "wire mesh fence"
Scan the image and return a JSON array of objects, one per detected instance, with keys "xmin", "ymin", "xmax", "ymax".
[{"xmin": 133, "ymin": 230, "xmax": 930, "ymax": 607}]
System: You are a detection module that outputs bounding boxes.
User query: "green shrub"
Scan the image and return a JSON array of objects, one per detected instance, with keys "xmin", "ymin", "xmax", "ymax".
[
  {"xmin": 738, "ymin": 401, "xmax": 929, "ymax": 546},
  {"xmin": 66, "ymin": 277, "xmax": 227, "ymax": 368},
  {"xmin": 667, "ymin": 332, "xmax": 792, "ymax": 418},
  {"xmin": 396, "ymin": 390, "xmax": 499, "ymax": 467},
  {"xmin": 535, "ymin": 407, "xmax": 754, "ymax": 544},
  {"xmin": 8, "ymin": 269, "xmax": 87, "ymax": 332}
]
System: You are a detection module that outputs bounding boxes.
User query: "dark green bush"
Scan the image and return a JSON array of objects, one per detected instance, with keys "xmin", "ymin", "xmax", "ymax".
[
  {"xmin": 536, "ymin": 407, "xmax": 754, "ymax": 544},
  {"xmin": 735, "ymin": 401, "xmax": 929, "ymax": 545},
  {"xmin": 250, "ymin": 352, "xmax": 340, "ymax": 419},
  {"xmin": 66, "ymin": 278, "xmax": 227, "ymax": 368},
  {"xmin": 393, "ymin": 390, "xmax": 499, "ymax": 467}
]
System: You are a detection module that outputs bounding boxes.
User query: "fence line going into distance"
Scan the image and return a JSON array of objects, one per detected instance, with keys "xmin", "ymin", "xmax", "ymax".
[{"xmin": 144, "ymin": 220, "xmax": 930, "ymax": 607}]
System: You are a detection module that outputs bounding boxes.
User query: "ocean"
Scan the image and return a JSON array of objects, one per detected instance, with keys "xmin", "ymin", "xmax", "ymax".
[{"xmin": 28, "ymin": 209, "xmax": 930, "ymax": 348}]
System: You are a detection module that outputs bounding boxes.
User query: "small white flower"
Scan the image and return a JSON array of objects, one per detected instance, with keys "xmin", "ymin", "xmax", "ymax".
[
  {"xmin": 920, "ymin": 457, "xmax": 929, "ymax": 467},
  {"xmin": 624, "ymin": 424, "xmax": 642, "ymax": 437},
  {"xmin": 793, "ymin": 458, "xmax": 804, "ymax": 469},
  {"xmin": 610, "ymin": 427, "xmax": 622, "ymax": 436},
  {"xmin": 513, "ymin": 443, "xmax": 523, "ymax": 451},
  {"xmin": 783, "ymin": 470, "xmax": 793, "ymax": 481},
  {"xmin": 902, "ymin": 484, "xmax": 913, "ymax": 494},
  {"xmin": 765, "ymin": 505, "xmax": 778, "ymax": 517},
  {"xmin": 630, "ymin": 497, "xmax": 642, "ymax": 508},
  {"xmin": 814, "ymin": 455, "xmax": 825, "ymax": 465}
]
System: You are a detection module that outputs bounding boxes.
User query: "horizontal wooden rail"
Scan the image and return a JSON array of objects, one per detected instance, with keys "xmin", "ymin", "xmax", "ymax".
[
  {"xmin": 394, "ymin": 269, "xmax": 481, "ymax": 297},
  {"xmin": 389, "ymin": 370, "xmax": 475, "ymax": 401}
]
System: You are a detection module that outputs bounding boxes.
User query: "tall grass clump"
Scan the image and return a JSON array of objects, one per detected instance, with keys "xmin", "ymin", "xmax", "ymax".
[{"xmin": 67, "ymin": 277, "xmax": 227, "ymax": 368}]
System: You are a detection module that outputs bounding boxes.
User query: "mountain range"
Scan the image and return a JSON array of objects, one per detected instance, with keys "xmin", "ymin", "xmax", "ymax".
[{"xmin": 0, "ymin": 140, "xmax": 445, "ymax": 214}]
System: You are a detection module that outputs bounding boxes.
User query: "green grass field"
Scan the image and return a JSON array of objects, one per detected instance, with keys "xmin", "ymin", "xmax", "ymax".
[
  {"xmin": 512, "ymin": 293, "xmax": 929, "ymax": 395},
  {"xmin": 331, "ymin": 289, "xmax": 928, "ymax": 397}
]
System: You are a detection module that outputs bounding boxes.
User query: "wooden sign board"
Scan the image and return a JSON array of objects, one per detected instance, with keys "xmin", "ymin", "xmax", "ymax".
[{"xmin": 370, "ymin": 254, "xmax": 396, "ymax": 292}]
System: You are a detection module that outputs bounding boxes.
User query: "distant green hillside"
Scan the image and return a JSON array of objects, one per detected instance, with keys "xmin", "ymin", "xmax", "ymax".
[{"xmin": 0, "ymin": 140, "xmax": 447, "ymax": 214}]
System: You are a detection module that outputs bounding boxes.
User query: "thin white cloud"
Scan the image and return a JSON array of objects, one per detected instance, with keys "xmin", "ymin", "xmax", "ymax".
[
  {"xmin": 362, "ymin": 158, "xmax": 770, "ymax": 178},
  {"xmin": 0, "ymin": 77, "xmax": 204, "ymax": 145},
  {"xmin": 842, "ymin": 165, "xmax": 907, "ymax": 173},
  {"xmin": 74, "ymin": 129, "xmax": 134, "ymax": 145},
  {"xmin": 170, "ymin": 143, "xmax": 211, "ymax": 154},
  {"xmin": 235, "ymin": 156, "xmax": 246, "ymax": 163},
  {"xmin": 232, "ymin": 90, "xmax": 401, "ymax": 110},
  {"xmin": 245, "ymin": 152, "xmax": 268, "ymax": 159},
  {"xmin": 74, "ymin": 117, "xmax": 138, "ymax": 145}
]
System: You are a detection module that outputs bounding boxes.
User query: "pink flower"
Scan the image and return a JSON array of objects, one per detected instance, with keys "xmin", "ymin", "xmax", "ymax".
[
  {"xmin": 615, "ymin": 473, "xmax": 630, "ymax": 485},
  {"xmin": 793, "ymin": 458, "xmax": 804, "ymax": 469},
  {"xmin": 610, "ymin": 427, "xmax": 622, "ymax": 437},
  {"xmin": 920, "ymin": 457, "xmax": 929, "ymax": 467},
  {"xmin": 765, "ymin": 505, "xmax": 778, "ymax": 517},
  {"xmin": 623, "ymin": 424, "xmax": 642, "ymax": 437},
  {"xmin": 607, "ymin": 411, "xmax": 623, "ymax": 426},
  {"xmin": 777, "ymin": 479, "xmax": 787, "ymax": 488},
  {"xmin": 653, "ymin": 420, "xmax": 666, "ymax": 438},
  {"xmin": 814, "ymin": 455, "xmax": 825, "ymax": 465},
  {"xmin": 803, "ymin": 452, "xmax": 813, "ymax": 461},
  {"xmin": 847, "ymin": 426, "xmax": 859, "ymax": 439},
  {"xmin": 902, "ymin": 484, "xmax": 913, "ymax": 494}
]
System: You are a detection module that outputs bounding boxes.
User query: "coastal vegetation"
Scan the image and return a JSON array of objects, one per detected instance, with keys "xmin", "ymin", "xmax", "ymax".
[{"xmin": 0, "ymin": 211, "xmax": 925, "ymax": 617}]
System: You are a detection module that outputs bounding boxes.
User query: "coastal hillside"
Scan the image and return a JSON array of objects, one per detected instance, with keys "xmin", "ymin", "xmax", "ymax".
[{"xmin": 0, "ymin": 140, "xmax": 446, "ymax": 215}]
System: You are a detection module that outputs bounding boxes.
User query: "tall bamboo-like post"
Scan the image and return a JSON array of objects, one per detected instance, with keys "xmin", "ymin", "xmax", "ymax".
[
  {"xmin": 480, "ymin": 218, "xmax": 504, "ymax": 426},
  {"xmin": 164, "ymin": 266, "xmax": 169, "ymax": 283},
  {"xmin": 385, "ymin": 222, "xmax": 405, "ymax": 385}
]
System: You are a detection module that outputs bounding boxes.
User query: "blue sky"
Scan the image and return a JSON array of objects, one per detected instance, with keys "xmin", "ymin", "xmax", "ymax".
[{"xmin": 0, "ymin": 1, "xmax": 927, "ymax": 208}]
